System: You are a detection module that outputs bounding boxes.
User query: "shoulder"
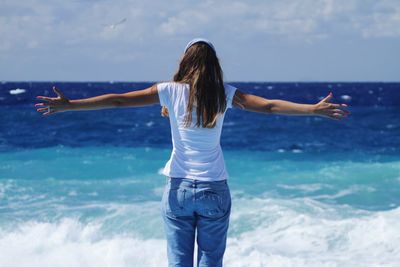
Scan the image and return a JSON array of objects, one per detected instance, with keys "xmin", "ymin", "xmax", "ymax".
[
  {"xmin": 156, "ymin": 81, "xmax": 171, "ymax": 88},
  {"xmin": 156, "ymin": 81, "xmax": 188, "ymax": 106},
  {"xmin": 224, "ymin": 83, "xmax": 238, "ymax": 109},
  {"xmin": 224, "ymin": 83, "xmax": 238, "ymax": 93},
  {"xmin": 224, "ymin": 83, "xmax": 238, "ymax": 96},
  {"xmin": 157, "ymin": 81, "xmax": 189, "ymax": 90}
]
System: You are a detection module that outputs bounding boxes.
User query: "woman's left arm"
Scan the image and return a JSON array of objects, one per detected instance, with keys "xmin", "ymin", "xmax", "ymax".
[
  {"xmin": 233, "ymin": 90, "xmax": 350, "ymax": 120},
  {"xmin": 36, "ymin": 84, "xmax": 159, "ymax": 116}
]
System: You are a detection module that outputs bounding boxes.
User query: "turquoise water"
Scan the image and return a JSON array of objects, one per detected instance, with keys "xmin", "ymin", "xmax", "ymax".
[
  {"xmin": 1, "ymin": 82, "xmax": 400, "ymax": 266},
  {"xmin": 1, "ymin": 146, "xmax": 400, "ymax": 266}
]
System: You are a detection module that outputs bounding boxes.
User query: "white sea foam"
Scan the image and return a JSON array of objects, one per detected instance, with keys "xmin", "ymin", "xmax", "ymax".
[
  {"xmin": 313, "ymin": 185, "xmax": 376, "ymax": 200},
  {"xmin": 0, "ymin": 197, "xmax": 399, "ymax": 267},
  {"xmin": 277, "ymin": 183, "xmax": 327, "ymax": 192},
  {"xmin": 0, "ymin": 218, "xmax": 166, "ymax": 267},
  {"xmin": 386, "ymin": 124, "xmax": 396, "ymax": 129},
  {"xmin": 68, "ymin": 190, "xmax": 78, "ymax": 196},
  {"xmin": 224, "ymin": 121, "xmax": 236, "ymax": 127},
  {"xmin": 9, "ymin": 88, "xmax": 26, "ymax": 95},
  {"xmin": 340, "ymin": 95, "xmax": 352, "ymax": 101},
  {"xmin": 226, "ymin": 197, "xmax": 400, "ymax": 267},
  {"xmin": 146, "ymin": 121, "xmax": 155, "ymax": 127},
  {"xmin": 0, "ymin": 179, "xmax": 15, "ymax": 199}
]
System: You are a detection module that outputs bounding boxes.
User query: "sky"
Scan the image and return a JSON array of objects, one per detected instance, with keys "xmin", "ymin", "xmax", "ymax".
[{"xmin": 1, "ymin": 0, "xmax": 399, "ymax": 82}]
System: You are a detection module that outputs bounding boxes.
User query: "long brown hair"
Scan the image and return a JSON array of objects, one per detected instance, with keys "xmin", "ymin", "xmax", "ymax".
[{"xmin": 173, "ymin": 42, "xmax": 226, "ymax": 128}]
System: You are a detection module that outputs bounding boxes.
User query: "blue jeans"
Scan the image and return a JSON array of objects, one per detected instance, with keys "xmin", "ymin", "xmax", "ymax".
[{"xmin": 161, "ymin": 177, "xmax": 231, "ymax": 267}]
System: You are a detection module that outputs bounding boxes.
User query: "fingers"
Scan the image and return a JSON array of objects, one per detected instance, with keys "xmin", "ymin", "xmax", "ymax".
[
  {"xmin": 325, "ymin": 108, "xmax": 349, "ymax": 118},
  {"xmin": 327, "ymin": 103, "xmax": 348, "ymax": 108},
  {"xmin": 325, "ymin": 113, "xmax": 343, "ymax": 121},
  {"xmin": 36, "ymin": 96, "xmax": 55, "ymax": 102},
  {"xmin": 37, "ymin": 108, "xmax": 55, "ymax": 116},
  {"xmin": 321, "ymin": 92, "xmax": 349, "ymax": 108},
  {"xmin": 333, "ymin": 108, "xmax": 350, "ymax": 115},
  {"xmin": 318, "ymin": 99, "xmax": 350, "ymax": 120},
  {"xmin": 36, "ymin": 104, "xmax": 56, "ymax": 116},
  {"xmin": 321, "ymin": 92, "xmax": 333, "ymax": 103},
  {"xmin": 36, "ymin": 106, "xmax": 49, "ymax": 114},
  {"xmin": 35, "ymin": 102, "xmax": 51, "ymax": 113},
  {"xmin": 326, "ymin": 109, "xmax": 350, "ymax": 120},
  {"xmin": 42, "ymin": 110, "xmax": 55, "ymax": 116},
  {"xmin": 331, "ymin": 112, "xmax": 347, "ymax": 120},
  {"xmin": 320, "ymin": 93, "xmax": 350, "ymax": 119},
  {"xmin": 35, "ymin": 87, "xmax": 66, "ymax": 116},
  {"xmin": 36, "ymin": 86, "xmax": 66, "ymax": 102},
  {"xmin": 53, "ymin": 86, "xmax": 66, "ymax": 99},
  {"xmin": 321, "ymin": 93, "xmax": 349, "ymax": 107}
]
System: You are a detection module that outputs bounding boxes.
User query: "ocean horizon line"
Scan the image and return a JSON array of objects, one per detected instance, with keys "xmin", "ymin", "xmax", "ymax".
[{"xmin": 2, "ymin": 80, "xmax": 400, "ymax": 84}]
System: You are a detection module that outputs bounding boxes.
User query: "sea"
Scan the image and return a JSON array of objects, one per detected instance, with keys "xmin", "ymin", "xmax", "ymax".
[{"xmin": 0, "ymin": 81, "xmax": 399, "ymax": 267}]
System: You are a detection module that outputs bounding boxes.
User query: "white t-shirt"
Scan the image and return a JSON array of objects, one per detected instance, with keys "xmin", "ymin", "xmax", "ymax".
[{"xmin": 157, "ymin": 82, "xmax": 237, "ymax": 181}]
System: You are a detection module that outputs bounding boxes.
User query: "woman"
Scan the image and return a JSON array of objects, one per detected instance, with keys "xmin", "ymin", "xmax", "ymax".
[{"xmin": 35, "ymin": 38, "xmax": 349, "ymax": 267}]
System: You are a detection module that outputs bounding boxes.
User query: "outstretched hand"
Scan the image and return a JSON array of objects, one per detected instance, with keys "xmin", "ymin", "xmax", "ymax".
[
  {"xmin": 314, "ymin": 92, "xmax": 350, "ymax": 120},
  {"xmin": 35, "ymin": 86, "xmax": 71, "ymax": 116}
]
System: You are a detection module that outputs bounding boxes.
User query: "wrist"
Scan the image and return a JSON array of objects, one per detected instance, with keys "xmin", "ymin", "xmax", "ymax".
[
  {"xmin": 309, "ymin": 104, "xmax": 317, "ymax": 115},
  {"xmin": 64, "ymin": 100, "xmax": 74, "ymax": 111}
]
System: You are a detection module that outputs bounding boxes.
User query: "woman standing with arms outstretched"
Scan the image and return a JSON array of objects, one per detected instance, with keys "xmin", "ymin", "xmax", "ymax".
[{"xmin": 35, "ymin": 38, "xmax": 349, "ymax": 267}]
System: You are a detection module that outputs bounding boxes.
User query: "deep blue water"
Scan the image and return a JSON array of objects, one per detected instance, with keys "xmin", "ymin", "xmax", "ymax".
[
  {"xmin": 1, "ymin": 82, "xmax": 399, "ymax": 153},
  {"xmin": 0, "ymin": 82, "xmax": 399, "ymax": 267}
]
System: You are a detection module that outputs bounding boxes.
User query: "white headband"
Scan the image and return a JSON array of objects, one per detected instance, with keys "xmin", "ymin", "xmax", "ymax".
[{"xmin": 184, "ymin": 38, "xmax": 216, "ymax": 53}]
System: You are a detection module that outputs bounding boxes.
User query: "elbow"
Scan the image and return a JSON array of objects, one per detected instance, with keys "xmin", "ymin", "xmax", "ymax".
[
  {"xmin": 110, "ymin": 94, "xmax": 125, "ymax": 107},
  {"xmin": 264, "ymin": 100, "xmax": 275, "ymax": 114},
  {"xmin": 240, "ymin": 100, "xmax": 274, "ymax": 114}
]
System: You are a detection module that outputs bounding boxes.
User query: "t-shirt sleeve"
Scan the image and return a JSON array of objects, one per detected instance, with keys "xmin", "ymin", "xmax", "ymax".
[
  {"xmin": 225, "ymin": 84, "xmax": 238, "ymax": 109},
  {"xmin": 157, "ymin": 82, "xmax": 170, "ymax": 107}
]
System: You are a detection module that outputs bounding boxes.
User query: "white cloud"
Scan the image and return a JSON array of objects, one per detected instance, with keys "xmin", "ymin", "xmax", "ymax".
[
  {"xmin": 358, "ymin": 1, "xmax": 400, "ymax": 38},
  {"xmin": 0, "ymin": 0, "xmax": 399, "ymax": 81},
  {"xmin": 1, "ymin": 0, "xmax": 400, "ymax": 54},
  {"xmin": 159, "ymin": 10, "xmax": 210, "ymax": 36}
]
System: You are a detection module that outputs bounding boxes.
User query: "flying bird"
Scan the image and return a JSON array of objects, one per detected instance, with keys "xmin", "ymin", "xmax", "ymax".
[{"xmin": 103, "ymin": 18, "xmax": 127, "ymax": 30}]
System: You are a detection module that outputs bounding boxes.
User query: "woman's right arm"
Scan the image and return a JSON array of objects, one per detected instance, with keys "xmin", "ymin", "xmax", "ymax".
[
  {"xmin": 36, "ymin": 84, "xmax": 159, "ymax": 116},
  {"xmin": 232, "ymin": 90, "xmax": 349, "ymax": 120}
]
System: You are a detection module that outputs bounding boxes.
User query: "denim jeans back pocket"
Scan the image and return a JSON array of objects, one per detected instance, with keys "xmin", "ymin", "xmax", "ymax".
[
  {"xmin": 163, "ymin": 188, "xmax": 186, "ymax": 217},
  {"xmin": 198, "ymin": 188, "xmax": 231, "ymax": 218}
]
